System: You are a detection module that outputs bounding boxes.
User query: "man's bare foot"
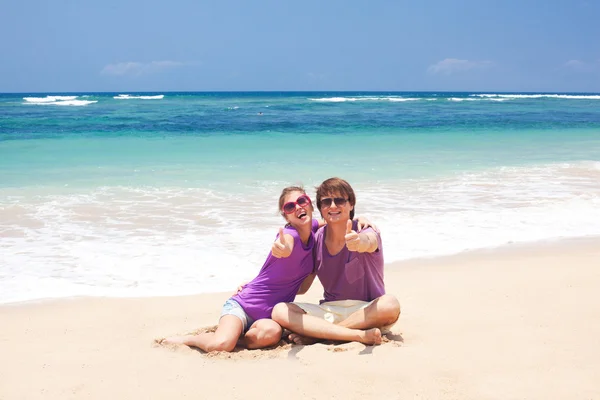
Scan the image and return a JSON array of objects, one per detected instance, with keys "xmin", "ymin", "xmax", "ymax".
[
  {"xmin": 361, "ymin": 328, "xmax": 382, "ymax": 345},
  {"xmin": 288, "ymin": 333, "xmax": 319, "ymax": 345}
]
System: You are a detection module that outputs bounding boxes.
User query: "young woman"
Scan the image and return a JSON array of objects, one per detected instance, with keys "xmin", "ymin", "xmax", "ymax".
[{"xmin": 162, "ymin": 186, "xmax": 318, "ymax": 352}]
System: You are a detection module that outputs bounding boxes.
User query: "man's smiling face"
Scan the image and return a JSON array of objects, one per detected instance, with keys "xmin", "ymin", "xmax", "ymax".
[{"xmin": 319, "ymin": 191, "xmax": 353, "ymax": 224}]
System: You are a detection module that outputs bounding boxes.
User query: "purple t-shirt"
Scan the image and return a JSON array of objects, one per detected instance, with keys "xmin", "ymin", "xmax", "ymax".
[
  {"xmin": 314, "ymin": 219, "xmax": 385, "ymax": 303},
  {"xmin": 232, "ymin": 219, "xmax": 319, "ymax": 320}
]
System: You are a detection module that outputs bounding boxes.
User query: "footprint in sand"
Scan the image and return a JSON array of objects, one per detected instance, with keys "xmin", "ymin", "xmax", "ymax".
[{"xmin": 328, "ymin": 347, "xmax": 348, "ymax": 353}]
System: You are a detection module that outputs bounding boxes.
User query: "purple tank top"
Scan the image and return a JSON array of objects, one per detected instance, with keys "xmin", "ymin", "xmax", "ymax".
[
  {"xmin": 314, "ymin": 220, "xmax": 385, "ymax": 303},
  {"xmin": 232, "ymin": 219, "xmax": 319, "ymax": 320}
]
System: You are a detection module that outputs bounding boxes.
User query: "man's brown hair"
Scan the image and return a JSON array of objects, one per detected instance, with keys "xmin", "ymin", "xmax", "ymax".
[{"xmin": 315, "ymin": 177, "xmax": 356, "ymax": 219}]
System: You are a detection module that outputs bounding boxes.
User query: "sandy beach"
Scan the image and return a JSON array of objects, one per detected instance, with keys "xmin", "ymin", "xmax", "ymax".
[{"xmin": 1, "ymin": 237, "xmax": 599, "ymax": 400}]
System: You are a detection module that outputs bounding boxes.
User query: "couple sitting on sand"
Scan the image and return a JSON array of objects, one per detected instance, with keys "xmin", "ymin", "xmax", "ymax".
[{"xmin": 163, "ymin": 177, "xmax": 401, "ymax": 352}]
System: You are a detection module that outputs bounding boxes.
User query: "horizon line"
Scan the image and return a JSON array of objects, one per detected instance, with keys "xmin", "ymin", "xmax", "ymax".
[{"xmin": 3, "ymin": 90, "xmax": 600, "ymax": 95}]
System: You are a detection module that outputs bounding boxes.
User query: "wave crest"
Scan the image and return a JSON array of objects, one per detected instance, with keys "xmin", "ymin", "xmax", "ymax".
[{"xmin": 114, "ymin": 94, "xmax": 164, "ymax": 100}]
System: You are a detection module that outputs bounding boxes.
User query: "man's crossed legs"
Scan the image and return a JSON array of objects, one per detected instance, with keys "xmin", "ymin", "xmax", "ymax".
[{"xmin": 271, "ymin": 294, "xmax": 400, "ymax": 345}]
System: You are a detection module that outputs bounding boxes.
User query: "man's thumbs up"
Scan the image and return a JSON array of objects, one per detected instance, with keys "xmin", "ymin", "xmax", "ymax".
[{"xmin": 345, "ymin": 220, "xmax": 360, "ymax": 252}]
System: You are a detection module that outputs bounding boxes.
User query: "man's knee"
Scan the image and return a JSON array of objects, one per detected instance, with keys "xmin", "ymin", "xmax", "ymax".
[
  {"xmin": 271, "ymin": 302, "xmax": 290, "ymax": 324},
  {"xmin": 376, "ymin": 294, "xmax": 401, "ymax": 323},
  {"xmin": 271, "ymin": 302, "xmax": 303, "ymax": 324}
]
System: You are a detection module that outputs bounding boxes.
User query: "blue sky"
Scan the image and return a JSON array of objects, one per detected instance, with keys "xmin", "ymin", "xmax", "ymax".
[{"xmin": 1, "ymin": 0, "xmax": 599, "ymax": 92}]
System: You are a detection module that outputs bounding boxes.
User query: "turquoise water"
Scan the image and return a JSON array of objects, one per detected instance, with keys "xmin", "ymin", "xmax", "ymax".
[{"xmin": 1, "ymin": 92, "xmax": 600, "ymax": 303}]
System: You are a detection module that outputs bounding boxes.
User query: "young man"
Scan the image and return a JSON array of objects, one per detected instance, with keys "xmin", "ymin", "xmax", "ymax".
[{"xmin": 271, "ymin": 177, "xmax": 400, "ymax": 345}]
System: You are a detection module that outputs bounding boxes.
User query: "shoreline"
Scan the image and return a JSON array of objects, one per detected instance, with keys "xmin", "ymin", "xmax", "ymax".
[
  {"xmin": 2, "ymin": 234, "xmax": 599, "ymax": 307},
  {"xmin": 390, "ymin": 233, "xmax": 600, "ymax": 265}
]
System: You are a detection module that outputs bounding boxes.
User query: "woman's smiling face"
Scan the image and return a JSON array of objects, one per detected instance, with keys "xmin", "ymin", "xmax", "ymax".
[{"xmin": 282, "ymin": 190, "xmax": 313, "ymax": 228}]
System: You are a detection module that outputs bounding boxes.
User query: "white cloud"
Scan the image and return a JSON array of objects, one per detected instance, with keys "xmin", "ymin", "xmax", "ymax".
[
  {"xmin": 307, "ymin": 72, "xmax": 327, "ymax": 80},
  {"xmin": 564, "ymin": 59, "xmax": 599, "ymax": 72},
  {"xmin": 101, "ymin": 61, "xmax": 185, "ymax": 76},
  {"xmin": 428, "ymin": 58, "xmax": 493, "ymax": 75}
]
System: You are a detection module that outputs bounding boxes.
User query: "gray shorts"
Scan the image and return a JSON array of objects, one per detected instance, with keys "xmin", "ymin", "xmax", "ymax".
[
  {"xmin": 220, "ymin": 299, "xmax": 255, "ymax": 333},
  {"xmin": 293, "ymin": 299, "xmax": 397, "ymax": 334}
]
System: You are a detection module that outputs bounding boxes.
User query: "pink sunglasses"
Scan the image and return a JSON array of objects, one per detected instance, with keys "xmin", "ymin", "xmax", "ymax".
[{"xmin": 282, "ymin": 195, "xmax": 312, "ymax": 214}]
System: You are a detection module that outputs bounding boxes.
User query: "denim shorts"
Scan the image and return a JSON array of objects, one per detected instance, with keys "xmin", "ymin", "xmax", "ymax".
[{"xmin": 221, "ymin": 299, "xmax": 255, "ymax": 333}]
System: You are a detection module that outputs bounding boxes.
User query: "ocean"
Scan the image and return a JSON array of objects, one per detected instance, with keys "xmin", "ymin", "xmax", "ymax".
[{"xmin": 1, "ymin": 91, "xmax": 599, "ymax": 304}]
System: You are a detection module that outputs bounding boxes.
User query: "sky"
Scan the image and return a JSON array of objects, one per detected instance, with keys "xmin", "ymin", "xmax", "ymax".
[{"xmin": 1, "ymin": 0, "xmax": 599, "ymax": 93}]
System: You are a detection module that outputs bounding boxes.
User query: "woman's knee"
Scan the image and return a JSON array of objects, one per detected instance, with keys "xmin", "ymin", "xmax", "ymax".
[
  {"xmin": 209, "ymin": 336, "xmax": 238, "ymax": 352},
  {"xmin": 248, "ymin": 319, "xmax": 282, "ymax": 348},
  {"xmin": 261, "ymin": 321, "xmax": 283, "ymax": 345}
]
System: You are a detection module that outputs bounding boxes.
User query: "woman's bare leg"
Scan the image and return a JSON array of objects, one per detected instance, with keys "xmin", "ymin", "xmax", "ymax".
[
  {"xmin": 240, "ymin": 318, "xmax": 283, "ymax": 349},
  {"xmin": 162, "ymin": 315, "xmax": 243, "ymax": 352}
]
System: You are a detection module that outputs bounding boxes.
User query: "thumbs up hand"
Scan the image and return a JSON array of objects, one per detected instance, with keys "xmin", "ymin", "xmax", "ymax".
[
  {"xmin": 272, "ymin": 227, "xmax": 293, "ymax": 258},
  {"xmin": 345, "ymin": 220, "xmax": 361, "ymax": 252}
]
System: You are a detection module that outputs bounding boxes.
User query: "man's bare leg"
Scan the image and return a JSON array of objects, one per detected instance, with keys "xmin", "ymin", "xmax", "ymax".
[
  {"xmin": 240, "ymin": 318, "xmax": 283, "ymax": 349},
  {"xmin": 287, "ymin": 333, "xmax": 319, "ymax": 345},
  {"xmin": 270, "ymin": 303, "xmax": 316, "ymax": 344},
  {"xmin": 338, "ymin": 294, "xmax": 401, "ymax": 330},
  {"xmin": 276, "ymin": 295, "xmax": 400, "ymax": 344},
  {"xmin": 271, "ymin": 303, "xmax": 382, "ymax": 345},
  {"xmin": 162, "ymin": 315, "xmax": 243, "ymax": 352}
]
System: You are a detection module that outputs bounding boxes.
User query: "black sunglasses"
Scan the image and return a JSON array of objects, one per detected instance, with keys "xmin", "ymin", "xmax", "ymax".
[{"xmin": 320, "ymin": 197, "xmax": 348, "ymax": 207}]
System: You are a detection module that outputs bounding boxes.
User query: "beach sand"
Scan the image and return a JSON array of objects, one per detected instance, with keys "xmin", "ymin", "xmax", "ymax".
[{"xmin": 1, "ymin": 237, "xmax": 599, "ymax": 400}]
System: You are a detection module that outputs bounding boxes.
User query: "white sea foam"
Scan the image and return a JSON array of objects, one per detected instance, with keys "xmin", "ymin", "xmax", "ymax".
[
  {"xmin": 309, "ymin": 96, "xmax": 419, "ymax": 102},
  {"xmin": 23, "ymin": 97, "xmax": 97, "ymax": 106},
  {"xmin": 387, "ymin": 98, "xmax": 420, "ymax": 102},
  {"xmin": 358, "ymin": 161, "xmax": 600, "ymax": 261},
  {"xmin": 114, "ymin": 94, "xmax": 165, "ymax": 100},
  {"xmin": 449, "ymin": 97, "xmax": 508, "ymax": 102},
  {"xmin": 310, "ymin": 96, "xmax": 509, "ymax": 103},
  {"xmin": 309, "ymin": 94, "xmax": 600, "ymax": 102},
  {"xmin": 54, "ymin": 100, "xmax": 98, "ymax": 106},
  {"xmin": 472, "ymin": 94, "xmax": 600, "ymax": 100},
  {"xmin": 23, "ymin": 96, "xmax": 78, "ymax": 103},
  {"xmin": 1, "ymin": 161, "xmax": 599, "ymax": 304},
  {"xmin": 310, "ymin": 97, "xmax": 355, "ymax": 102}
]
